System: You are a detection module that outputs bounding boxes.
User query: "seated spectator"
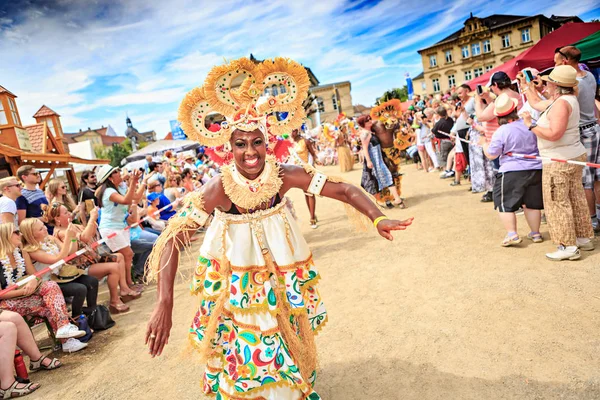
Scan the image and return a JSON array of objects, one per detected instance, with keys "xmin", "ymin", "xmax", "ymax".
[
  {"xmin": 15, "ymin": 166, "xmax": 49, "ymax": 231},
  {"xmin": 0, "ymin": 223, "xmax": 87, "ymax": 353},
  {"xmin": 44, "ymin": 204, "xmax": 139, "ymax": 313},
  {"xmin": 164, "ymin": 175, "xmax": 184, "ymax": 203},
  {"xmin": 20, "ymin": 218, "xmax": 100, "ymax": 318},
  {"xmin": 0, "ymin": 177, "xmax": 22, "ymax": 227},
  {"xmin": 147, "ymin": 181, "xmax": 176, "ymax": 221},
  {"xmin": 182, "ymin": 168, "xmax": 198, "ymax": 193},
  {"xmin": 480, "ymin": 94, "xmax": 544, "ymax": 247},
  {"xmin": 146, "ymin": 194, "xmax": 166, "ymax": 232}
]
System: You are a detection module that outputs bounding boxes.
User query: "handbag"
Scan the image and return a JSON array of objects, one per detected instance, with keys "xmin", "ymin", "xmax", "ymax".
[
  {"xmin": 73, "ymin": 314, "xmax": 93, "ymax": 343},
  {"xmin": 88, "ymin": 305, "xmax": 115, "ymax": 331}
]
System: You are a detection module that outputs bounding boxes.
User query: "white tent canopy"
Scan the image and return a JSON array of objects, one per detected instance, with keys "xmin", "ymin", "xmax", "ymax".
[{"xmin": 121, "ymin": 140, "xmax": 200, "ymax": 165}]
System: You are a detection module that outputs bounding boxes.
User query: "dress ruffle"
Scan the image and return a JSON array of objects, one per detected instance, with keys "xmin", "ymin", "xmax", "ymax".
[{"xmin": 189, "ymin": 199, "xmax": 326, "ymax": 400}]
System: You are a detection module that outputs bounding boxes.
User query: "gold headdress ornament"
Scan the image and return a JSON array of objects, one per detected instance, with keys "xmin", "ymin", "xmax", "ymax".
[
  {"xmin": 370, "ymin": 98, "xmax": 402, "ymax": 128},
  {"xmin": 178, "ymin": 57, "xmax": 311, "ymax": 146}
]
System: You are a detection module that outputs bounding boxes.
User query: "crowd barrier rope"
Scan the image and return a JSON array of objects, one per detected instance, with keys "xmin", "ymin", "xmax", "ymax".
[{"xmin": 0, "ymin": 197, "xmax": 182, "ymax": 297}]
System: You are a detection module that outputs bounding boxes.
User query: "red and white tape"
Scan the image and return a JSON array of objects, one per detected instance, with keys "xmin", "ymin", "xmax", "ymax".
[
  {"xmin": 0, "ymin": 196, "xmax": 182, "ymax": 296},
  {"xmin": 436, "ymin": 130, "xmax": 600, "ymax": 169}
]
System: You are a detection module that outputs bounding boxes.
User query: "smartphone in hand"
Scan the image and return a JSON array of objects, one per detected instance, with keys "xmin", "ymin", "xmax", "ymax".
[{"xmin": 476, "ymin": 85, "xmax": 483, "ymax": 95}]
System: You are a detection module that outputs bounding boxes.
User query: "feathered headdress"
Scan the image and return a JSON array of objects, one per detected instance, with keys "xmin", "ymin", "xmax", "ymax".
[{"xmin": 178, "ymin": 57, "xmax": 310, "ymax": 146}]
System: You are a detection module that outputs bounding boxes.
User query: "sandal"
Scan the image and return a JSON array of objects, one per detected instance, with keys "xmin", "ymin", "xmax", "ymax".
[
  {"xmin": 109, "ymin": 303, "xmax": 130, "ymax": 314},
  {"xmin": 502, "ymin": 233, "xmax": 522, "ymax": 247},
  {"xmin": 0, "ymin": 381, "xmax": 40, "ymax": 398},
  {"xmin": 527, "ymin": 232, "xmax": 543, "ymax": 243},
  {"xmin": 29, "ymin": 355, "xmax": 61, "ymax": 372},
  {"xmin": 120, "ymin": 292, "xmax": 141, "ymax": 303},
  {"xmin": 130, "ymin": 284, "xmax": 145, "ymax": 292},
  {"xmin": 392, "ymin": 199, "xmax": 407, "ymax": 209},
  {"xmin": 309, "ymin": 219, "xmax": 318, "ymax": 229}
]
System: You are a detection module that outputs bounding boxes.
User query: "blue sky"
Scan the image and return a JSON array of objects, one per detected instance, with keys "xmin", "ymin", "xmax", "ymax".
[{"xmin": 1, "ymin": 0, "xmax": 599, "ymax": 139}]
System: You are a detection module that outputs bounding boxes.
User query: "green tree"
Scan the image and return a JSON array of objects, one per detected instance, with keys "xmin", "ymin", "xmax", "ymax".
[
  {"xmin": 376, "ymin": 86, "xmax": 408, "ymax": 105},
  {"xmin": 108, "ymin": 143, "xmax": 131, "ymax": 167}
]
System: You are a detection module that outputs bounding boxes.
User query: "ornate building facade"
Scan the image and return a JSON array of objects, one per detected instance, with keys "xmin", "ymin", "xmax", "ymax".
[{"xmin": 413, "ymin": 13, "xmax": 581, "ymax": 96}]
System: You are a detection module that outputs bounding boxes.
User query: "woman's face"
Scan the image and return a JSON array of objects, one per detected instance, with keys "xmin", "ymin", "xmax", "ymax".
[
  {"xmin": 108, "ymin": 169, "xmax": 122, "ymax": 186},
  {"xmin": 11, "ymin": 229, "xmax": 22, "ymax": 247},
  {"xmin": 32, "ymin": 220, "xmax": 48, "ymax": 241},
  {"xmin": 230, "ymin": 129, "xmax": 267, "ymax": 179},
  {"xmin": 57, "ymin": 182, "xmax": 67, "ymax": 195},
  {"xmin": 57, "ymin": 205, "xmax": 72, "ymax": 227}
]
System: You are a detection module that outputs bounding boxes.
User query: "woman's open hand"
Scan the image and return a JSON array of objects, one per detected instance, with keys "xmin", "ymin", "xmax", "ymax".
[
  {"xmin": 146, "ymin": 302, "xmax": 173, "ymax": 357},
  {"xmin": 376, "ymin": 217, "xmax": 414, "ymax": 241}
]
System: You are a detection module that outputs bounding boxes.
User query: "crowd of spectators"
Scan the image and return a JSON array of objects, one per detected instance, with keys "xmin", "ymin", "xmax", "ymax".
[{"xmin": 0, "ymin": 150, "xmax": 212, "ymax": 396}]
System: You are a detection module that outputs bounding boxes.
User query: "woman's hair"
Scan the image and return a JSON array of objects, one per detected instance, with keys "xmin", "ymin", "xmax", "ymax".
[
  {"xmin": 164, "ymin": 150, "xmax": 173, "ymax": 158},
  {"xmin": 20, "ymin": 218, "xmax": 43, "ymax": 253},
  {"xmin": 42, "ymin": 202, "xmax": 65, "ymax": 227},
  {"xmin": 556, "ymin": 85, "xmax": 575, "ymax": 95},
  {"xmin": 165, "ymin": 175, "xmax": 181, "ymax": 188},
  {"xmin": 0, "ymin": 223, "xmax": 16, "ymax": 258},
  {"xmin": 47, "ymin": 179, "xmax": 77, "ymax": 211},
  {"xmin": 356, "ymin": 115, "xmax": 371, "ymax": 128},
  {"xmin": 497, "ymin": 109, "xmax": 520, "ymax": 125},
  {"xmin": 181, "ymin": 168, "xmax": 192, "ymax": 179},
  {"xmin": 96, "ymin": 178, "xmax": 118, "ymax": 208}
]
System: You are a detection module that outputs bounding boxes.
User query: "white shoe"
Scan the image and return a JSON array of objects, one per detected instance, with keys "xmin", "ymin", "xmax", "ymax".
[
  {"xmin": 546, "ymin": 245, "xmax": 580, "ymax": 261},
  {"xmin": 56, "ymin": 323, "xmax": 86, "ymax": 339},
  {"xmin": 62, "ymin": 338, "xmax": 88, "ymax": 353},
  {"xmin": 576, "ymin": 238, "xmax": 595, "ymax": 251}
]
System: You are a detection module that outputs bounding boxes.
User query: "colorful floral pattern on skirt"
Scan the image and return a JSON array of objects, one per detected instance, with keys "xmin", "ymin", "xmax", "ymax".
[
  {"xmin": 0, "ymin": 280, "xmax": 69, "ymax": 333},
  {"xmin": 190, "ymin": 256, "xmax": 325, "ymax": 400}
]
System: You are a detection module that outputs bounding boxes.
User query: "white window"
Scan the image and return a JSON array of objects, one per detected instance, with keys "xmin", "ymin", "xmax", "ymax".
[
  {"xmin": 421, "ymin": 81, "xmax": 427, "ymax": 91},
  {"xmin": 429, "ymin": 55, "xmax": 437, "ymax": 67},
  {"xmin": 462, "ymin": 46, "xmax": 469, "ymax": 58},
  {"xmin": 0, "ymin": 100, "xmax": 7, "ymax": 125},
  {"xmin": 46, "ymin": 118, "xmax": 56, "ymax": 135},
  {"xmin": 502, "ymin": 34, "xmax": 511, "ymax": 48},
  {"xmin": 316, "ymin": 97, "xmax": 325, "ymax": 113},
  {"xmin": 483, "ymin": 40, "xmax": 491, "ymax": 53},
  {"xmin": 471, "ymin": 43, "xmax": 481, "ymax": 56},
  {"xmin": 464, "ymin": 70, "xmax": 472, "ymax": 80},
  {"xmin": 448, "ymin": 75, "xmax": 455, "ymax": 88},
  {"xmin": 521, "ymin": 28, "xmax": 530, "ymax": 43},
  {"xmin": 271, "ymin": 85, "xmax": 278, "ymax": 96},
  {"xmin": 332, "ymin": 94, "xmax": 338, "ymax": 111},
  {"xmin": 8, "ymin": 98, "xmax": 19, "ymax": 125},
  {"xmin": 445, "ymin": 50, "xmax": 453, "ymax": 63},
  {"xmin": 432, "ymin": 78, "xmax": 440, "ymax": 93},
  {"xmin": 485, "ymin": 64, "xmax": 494, "ymax": 72},
  {"xmin": 474, "ymin": 67, "xmax": 484, "ymax": 77}
]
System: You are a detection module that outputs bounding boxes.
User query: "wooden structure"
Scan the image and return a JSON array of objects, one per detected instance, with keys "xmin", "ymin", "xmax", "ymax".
[{"xmin": 0, "ymin": 85, "xmax": 108, "ymax": 192}]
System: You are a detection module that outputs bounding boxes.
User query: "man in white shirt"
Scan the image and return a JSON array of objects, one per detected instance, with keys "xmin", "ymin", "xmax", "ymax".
[{"xmin": 0, "ymin": 176, "xmax": 22, "ymax": 227}]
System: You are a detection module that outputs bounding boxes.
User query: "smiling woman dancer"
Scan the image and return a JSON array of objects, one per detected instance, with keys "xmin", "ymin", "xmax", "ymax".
[{"xmin": 144, "ymin": 57, "xmax": 413, "ymax": 400}]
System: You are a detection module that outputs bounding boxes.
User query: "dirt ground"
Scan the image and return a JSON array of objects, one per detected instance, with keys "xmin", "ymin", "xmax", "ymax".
[{"xmin": 29, "ymin": 162, "xmax": 600, "ymax": 400}]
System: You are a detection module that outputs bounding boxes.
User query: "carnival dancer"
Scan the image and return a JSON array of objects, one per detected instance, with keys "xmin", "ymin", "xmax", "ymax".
[
  {"xmin": 370, "ymin": 99, "xmax": 413, "ymax": 208},
  {"xmin": 144, "ymin": 57, "xmax": 413, "ymax": 400},
  {"xmin": 336, "ymin": 124, "xmax": 354, "ymax": 172},
  {"xmin": 358, "ymin": 115, "xmax": 404, "ymax": 208},
  {"xmin": 291, "ymin": 128, "xmax": 319, "ymax": 228}
]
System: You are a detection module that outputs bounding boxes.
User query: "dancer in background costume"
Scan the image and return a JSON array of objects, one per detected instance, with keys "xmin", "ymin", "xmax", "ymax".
[
  {"xmin": 291, "ymin": 128, "xmax": 319, "ymax": 228},
  {"xmin": 370, "ymin": 99, "xmax": 414, "ymax": 208},
  {"xmin": 336, "ymin": 124, "xmax": 354, "ymax": 172},
  {"xmin": 144, "ymin": 57, "xmax": 413, "ymax": 400}
]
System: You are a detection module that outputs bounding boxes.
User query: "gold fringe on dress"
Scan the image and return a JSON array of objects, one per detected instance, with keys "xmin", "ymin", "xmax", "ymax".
[
  {"xmin": 145, "ymin": 191, "xmax": 208, "ymax": 283},
  {"xmin": 336, "ymin": 145, "xmax": 354, "ymax": 172}
]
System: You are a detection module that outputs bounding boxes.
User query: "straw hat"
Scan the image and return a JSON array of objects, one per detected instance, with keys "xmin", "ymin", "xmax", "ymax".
[
  {"xmin": 51, "ymin": 263, "xmax": 84, "ymax": 283},
  {"xmin": 493, "ymin": 93, "xmax": 519, "ymax": 117},
  {"xmin": 96, "ymin": 164, "xmax": 119, "ymax": 184},
  {"xmin": 540, "ymin": 65, "xmax": 578, "ymax": 87}
]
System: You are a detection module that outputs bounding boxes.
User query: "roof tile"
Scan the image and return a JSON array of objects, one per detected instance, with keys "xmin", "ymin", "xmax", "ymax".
[
  {"xmin": 24, "ymin": 123, "xmax": 45, "ymax": 153},
  {"xmin": 33, "ymin": 105, "xmax": 59, "ymax": 118}
]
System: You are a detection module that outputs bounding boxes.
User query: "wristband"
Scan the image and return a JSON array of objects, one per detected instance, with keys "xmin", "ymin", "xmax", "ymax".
[
  {"xmin": 71, "ymin": 239, "xmax": 77, "ymax": 243},
  {"xmin": 373, "ymin": 216, "xmax": 388, "ymax": 228}
]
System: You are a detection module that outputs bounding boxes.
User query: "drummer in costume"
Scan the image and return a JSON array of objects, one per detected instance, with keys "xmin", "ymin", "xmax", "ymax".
[
  {"xmin": 144, "ymin": 57, "xmax": 413, "ymax": 400},
  {"xmin": 370, "ymin": 99, "xmax": 414, "ymax": 209},
  {"xmin": 291, "ymin": 128, "xmax": 319, "ymax": 229}
]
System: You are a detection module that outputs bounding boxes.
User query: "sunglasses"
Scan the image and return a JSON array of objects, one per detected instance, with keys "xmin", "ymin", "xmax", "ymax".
[
  {"xmin": 13, "ymin": 230, "xmax": 21, "ymax": 236},
  {"xmin": 554, "ymin": 48, "xmax": 569, "ymax": 60},
  {"xmin": 5, "ymin": 183, "xmax": 22, "ymax": 189},
  {"xmin": 29, "ymin": 172, "xmax": 40, "ymax": 176}
]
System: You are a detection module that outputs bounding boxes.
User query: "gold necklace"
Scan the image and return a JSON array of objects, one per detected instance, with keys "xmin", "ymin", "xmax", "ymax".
[{"xmin": 221, "ymin": 155, "xmax": 283, "ymax": 210}]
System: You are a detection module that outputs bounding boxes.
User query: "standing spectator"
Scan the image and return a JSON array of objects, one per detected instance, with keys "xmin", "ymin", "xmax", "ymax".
[
  {"xmin": 419, "ymin": 108, "xmax": 439, "ymax": 170},
  {"xmin": 451, "ymin": 84, "xmax": 475, "ymax": 173},
  {"xmin": 480, "ymin": 94, "xmax": 544, "ymax": 247},
  {"xmin": 15, "ymin": 166, "xmax": 48, "ymax": 224},
  {"xmin": 96, "ymin": 165, "xmax": 141, "ymax": 289},
  {"xmin": 522, "ymin": 65, "xmax": 594, "ymax": 260},
  {"xmin": 0, "ymin": 177, "xmax": 22, "ymax": 227},
  {"xmin": 144, "ymin": 155, "xmax": 153, "ymax": 174},
  {"xmin": 432, "ymin": 106, "xmax": 455, "ymax": 178},
  {"xmin": 554, "ymin": 46, "xmax": 600, "ymax": 231},
  {"xmin": 78, "ymin": 170, "xmax": 98, "ymax": 205}
]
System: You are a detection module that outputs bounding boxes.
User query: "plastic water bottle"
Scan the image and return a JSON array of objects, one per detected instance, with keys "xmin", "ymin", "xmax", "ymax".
[{"xmin": 14, "ymin": 350, "xmax": 29, "ymax": 383}]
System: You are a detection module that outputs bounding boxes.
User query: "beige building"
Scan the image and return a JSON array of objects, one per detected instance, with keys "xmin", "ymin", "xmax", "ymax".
[
  {"xmin": 308, "ymin": 81, "xmax": 353, "ymax": 125},
  {"xmin": 413, "ymin": 14, "xmax": 581, "ymax": 96}
]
